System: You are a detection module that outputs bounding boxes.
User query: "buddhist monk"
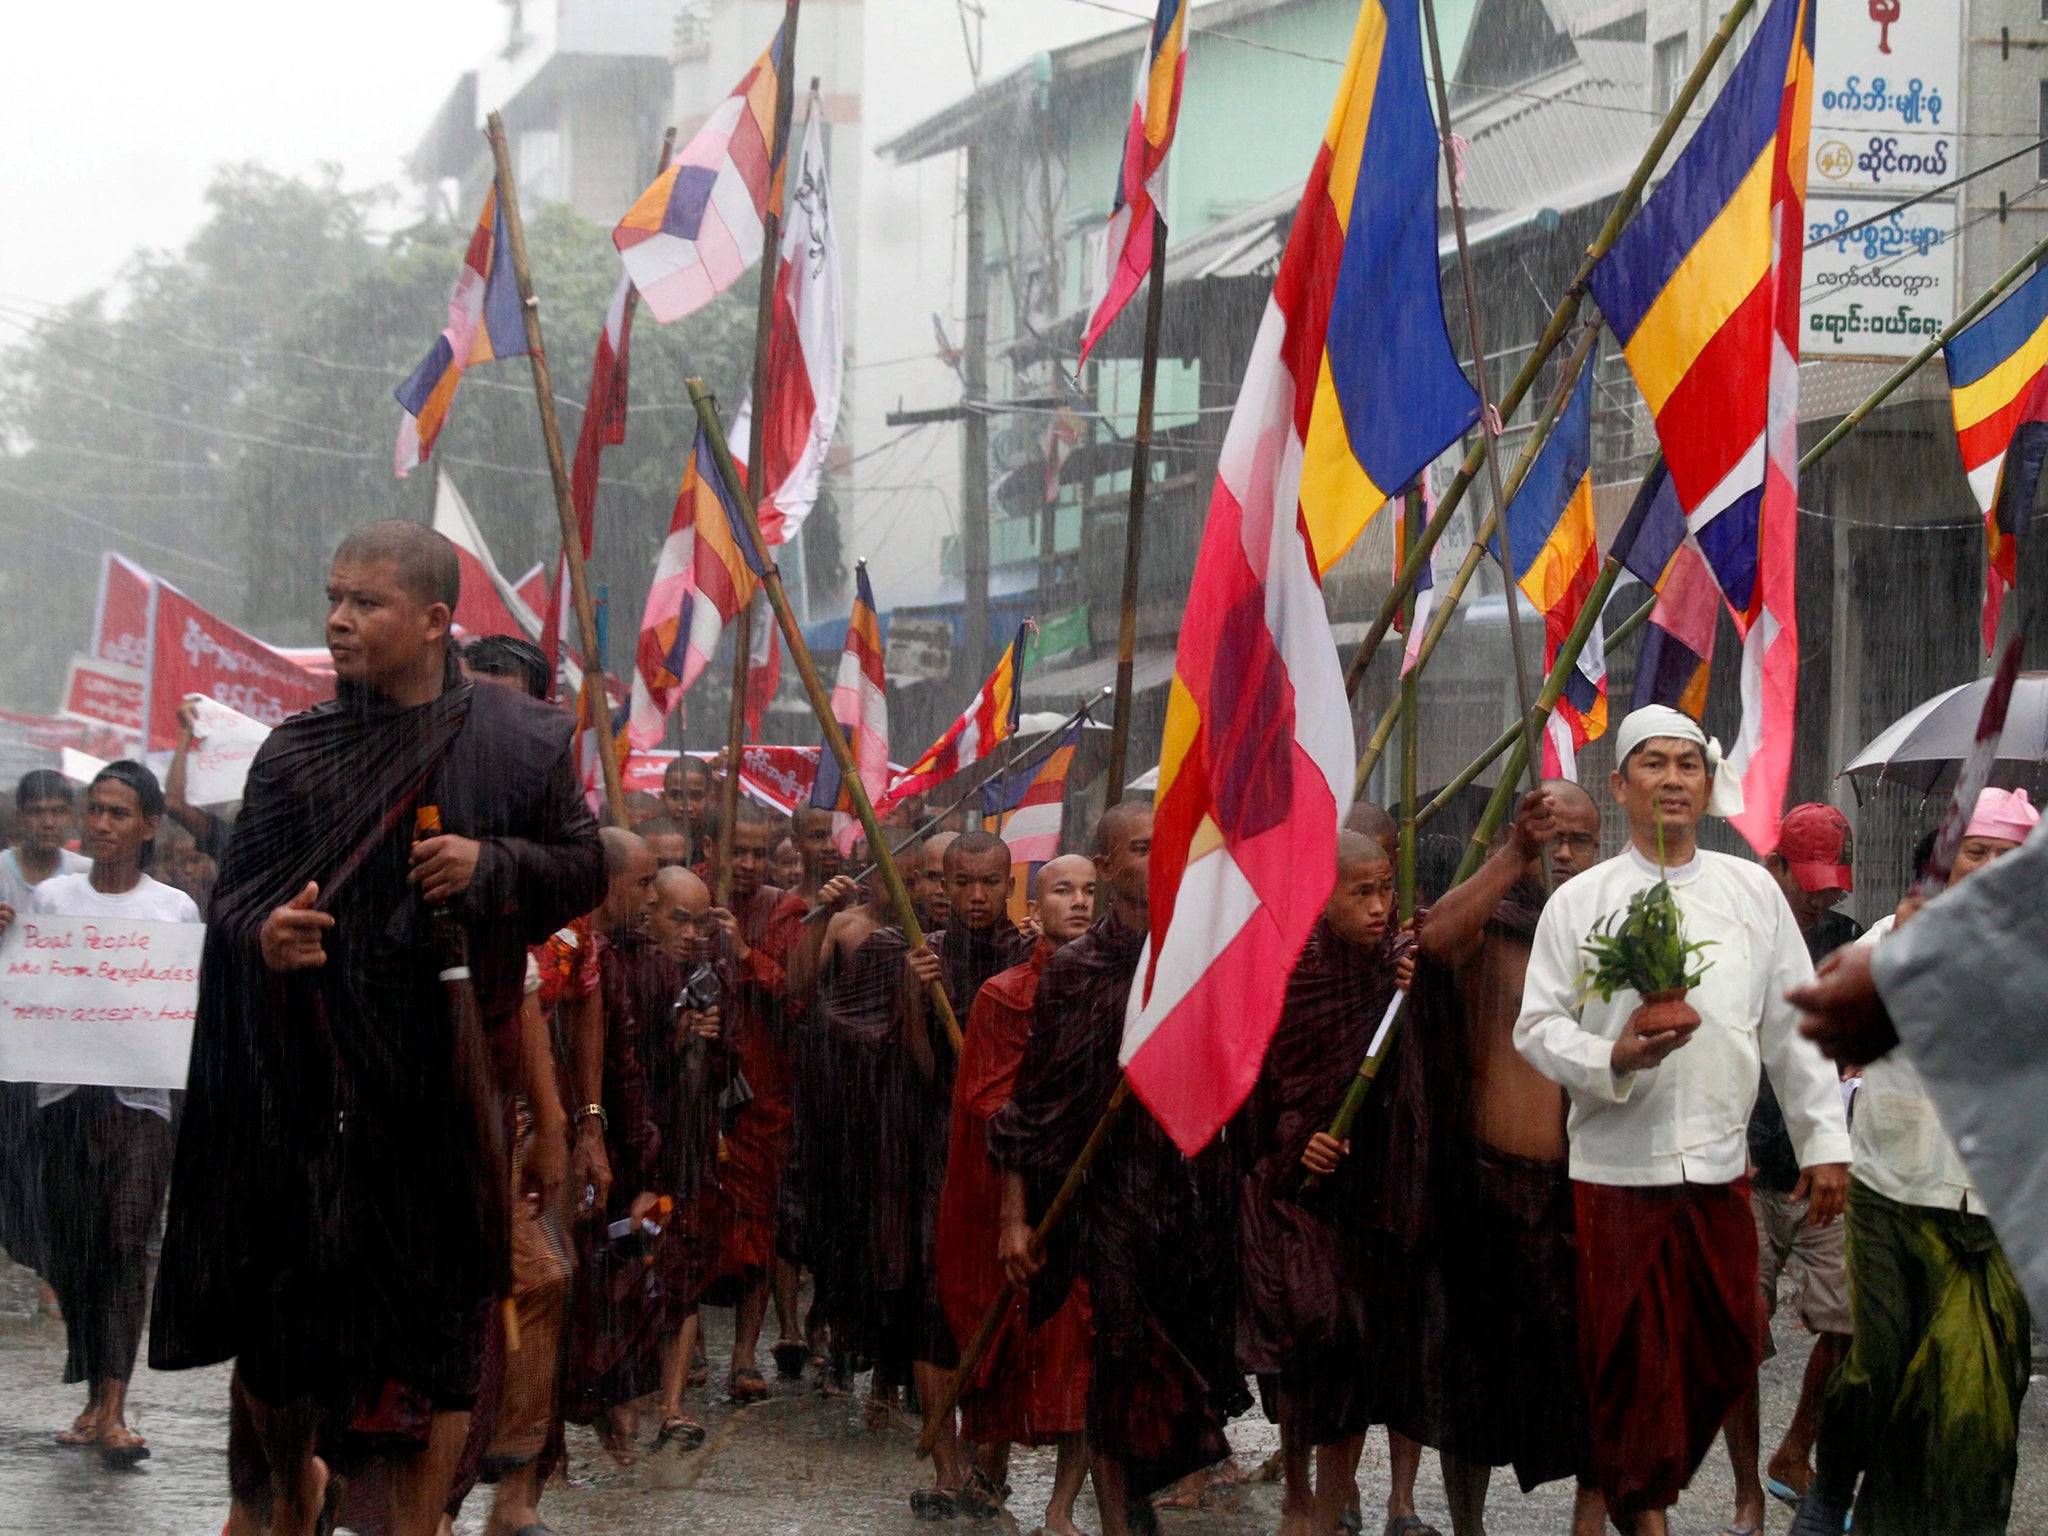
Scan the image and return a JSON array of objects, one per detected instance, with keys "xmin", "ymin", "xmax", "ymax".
[
  {"xmin": 990, "ymin": 803, "xmax": 1249, "ymax": 1536},
  {"xmin": 569, "ymin": 830, "xmax": 667, "ymax": 1464},
  {"xmin": 1241, "ymin": 831, "xmax": 1410, "ymax": 1536},
  {"xmin": 938, "ymin": 853, "xmax": 1099, "ymax": 1535},
  {"xmin": 708, "ymin": 798, "xmax": 809, "ymax": 1400},
  {"xmin": 1410, "ymin": 782, "xmax": 1605, "ymax": 1536},
  {"xmin": 903, "ymin": 830, "xmax": 1033, "ymax": 1516},
  {"xmin": 150, "ymin": 521, "xmax": 604, "ymax": 1536}
]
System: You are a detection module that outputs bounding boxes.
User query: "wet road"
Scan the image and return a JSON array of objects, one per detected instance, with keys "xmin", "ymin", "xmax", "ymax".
[{"xmin": 1, "ymin": 1257, "xmax": 2045, "ymax": 1536}]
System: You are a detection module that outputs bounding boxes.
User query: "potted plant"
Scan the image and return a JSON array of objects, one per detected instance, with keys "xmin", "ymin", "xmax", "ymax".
[{"xmin": 1578, "ymin": 833, "xmax": 1712, "ymax": 1034}]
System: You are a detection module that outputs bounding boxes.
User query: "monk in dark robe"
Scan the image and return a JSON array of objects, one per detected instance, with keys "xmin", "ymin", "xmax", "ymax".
[
  {"xmin": 939, "ymin": 853, "xmax": 1099, "ymax": 1536},
  {"xmin": 641, "ymin": 865, "xmax": 729, "ymax": 1450},
  {"xmin": 1413, "ymin": 783, "xmax": 1606, "ymax": 1536},
  {"xmin": 904, "ymin": 830, "xmax": 1034, "ymax": 1515},
  {"xmin": 149, "ymin": 522, "xmax": 604, "ymax": 1536},
  {"xmin": 1243, "ymin": 832, "xmax": 1410, "ymax": 1536},
  {"xmin": 990, "ymin": 803, "xmax": 1250, "ymax": 1536},
  {"xmin": 568, "ymin": 831, "xmax": 668, "ymax": 1463},
  {"xmin": 707, "ymin": 797, "xmax": 809, "ymax": 1400}
]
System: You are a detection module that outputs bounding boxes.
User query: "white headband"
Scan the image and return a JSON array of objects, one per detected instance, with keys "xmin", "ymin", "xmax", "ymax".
[{"xmin": 1613, "ymin": 705, "xmax": 1746, "ymax": 818}]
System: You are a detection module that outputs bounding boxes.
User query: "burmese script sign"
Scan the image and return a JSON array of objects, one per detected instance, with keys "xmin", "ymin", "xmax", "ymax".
[
  {"xmin": 1801, "ymin": 194, "xmax": 1957, "ymax": 361},
  {"xmin": 1807, "ymin": 0, "xmax": 1959, "ymax": 196},
  {"xmin": 0, "ymin": 916, "xmax": 203, "ymax": 1089}
]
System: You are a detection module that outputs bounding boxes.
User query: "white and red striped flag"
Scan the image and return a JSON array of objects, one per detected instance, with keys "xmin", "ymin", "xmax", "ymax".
[
  {"xmin": 810, "ymin": 561, "xmax": 889, "ymax": 851},
  {"xmin": 545, "ymin": 268, "xmax": 638, "ymax": 678},
  {"xmin": 431, "ymin": 471, "xmax": 543, "ymax": 640}
]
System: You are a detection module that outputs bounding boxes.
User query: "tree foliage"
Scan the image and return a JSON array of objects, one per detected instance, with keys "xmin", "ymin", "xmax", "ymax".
[{"xmin": 0, "ymin": 162, "xmax": 840, "ymax": 714}]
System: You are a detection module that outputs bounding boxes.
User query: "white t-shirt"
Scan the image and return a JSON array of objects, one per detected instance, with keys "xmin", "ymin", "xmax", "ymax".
[
  {"xmin": 0, "ymin": 847, "xmax": 89, "ymax": 917},
  {"xmin": 30, "ymin": 872, "xmax": 201, "ymax": 1121}
]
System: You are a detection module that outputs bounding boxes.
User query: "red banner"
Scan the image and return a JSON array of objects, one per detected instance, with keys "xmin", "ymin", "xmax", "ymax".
[
  {"xmin": 61, "ymin": 656, "xmax": 145, "ymax": 737},
  {"xmin": 91, "ymin": 554, "xmax": 154, "ymax": 671},
  {"xmin": 145, "ymin": 584, "xmax": 331, "ymax": 752},
  {"xmin": 0, "ymin": 710, "xmax": 133, "ymax": 760}
]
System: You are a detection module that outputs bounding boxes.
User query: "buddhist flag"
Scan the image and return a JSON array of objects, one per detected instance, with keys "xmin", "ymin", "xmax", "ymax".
[
  {"xmin": 1078, "ymin": 0, "xmax": 1188, "ymax": 363},
  {"xmin": 1586, "ymin": 0, "xmax": 1813, "ymax": 853},
  {"xmin": 1124, "ymin": 0, "xmax": 1478, "ymax": 1156},
  {"xmin": 811, "ymin": 562, "xmax": 889, "ymax": 850},
  {"xmin": 878, "ymin": 628, "xmax": 1025, "ymax": 812},
  {"xmin": 1613, "ymin": 461, "xmax": 1715, "ymax": 719},
  {"xmin": 613, "ymin": 24, "xmax": 788, "ymax": 323},
  {"xmin": 985, "ymin": 719, "xmax": 1082, "ymax": 923},
  {"xmin": 629, "ymin": 426, "xmax": 766, "ymax": 747},
  {"xmin": 547, "ymin": 268, "xmax": 639, "ymax": 678},
  {"xmin": 394, "ymin": 185, "xmax": 529, "ymax": 475},
  {"xmin": 1494, "ymin": 354, "xmax": 1606, "ymax": 779},
  {"xmin": 744, "ymin": 591, "xmax": 781, "ymax": 737},
  {"xmin": 1944, "ymin": 261, "xmax": 2048, "ymax": 652},
  {"xmin": 431, "ymin": 472, "xmax": 543, "ymax": 641}
]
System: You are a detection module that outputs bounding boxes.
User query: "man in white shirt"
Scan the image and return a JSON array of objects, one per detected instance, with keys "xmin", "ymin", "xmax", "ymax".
[
  {"xmin": 0, "ymin": 770, "xmax": 89, "ymax": 1298},
  {"xmin": 1, "ymin": 761, "xmax": 199, "ymax": 1466},
  {"xmin": 1792, "ymin": 792, "xmax": 2036, "ymax": 1536},
  {"xmin": 1514, "ymin": 706, "xmax": 1849, "ymax": 1536}
]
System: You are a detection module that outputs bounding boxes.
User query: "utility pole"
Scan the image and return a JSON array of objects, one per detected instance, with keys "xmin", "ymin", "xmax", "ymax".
[{"xmin": 961, "ymin": 141, "xmax": 992, "ymax": 684}]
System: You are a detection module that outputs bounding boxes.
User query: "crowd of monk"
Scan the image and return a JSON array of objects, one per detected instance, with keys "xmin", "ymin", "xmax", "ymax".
[{"xmin": 0, "ymin": 523, "xmax": 2033, "ymax": 1536}]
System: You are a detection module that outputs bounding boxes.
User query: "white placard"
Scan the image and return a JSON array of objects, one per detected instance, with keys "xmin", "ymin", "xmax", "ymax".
[
  {"xmin": 1808, "ymin": 0, "xmax": 1959, "ymax": 195},
  {"xmin": 180, "ymin": 693, "xmax": 271, "ymax": 807},
  {"xmin": 1801, "ymin": 193, "xmax": 1957, "ymax": 360},
  {"xmin": 0, "ymin": 915, "xmax": 203, "ymax": 1088}
]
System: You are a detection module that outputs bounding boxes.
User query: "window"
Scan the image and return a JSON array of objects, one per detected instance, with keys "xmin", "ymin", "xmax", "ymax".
[{"xmin": 1653, "ymin": 34, "xmax": 1690, "ymax": 114}]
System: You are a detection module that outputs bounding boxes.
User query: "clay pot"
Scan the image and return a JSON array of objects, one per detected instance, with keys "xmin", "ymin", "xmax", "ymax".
[{"xmin": 1636, "ymin": 987, "xmax": 1700, "ymax": 1038}]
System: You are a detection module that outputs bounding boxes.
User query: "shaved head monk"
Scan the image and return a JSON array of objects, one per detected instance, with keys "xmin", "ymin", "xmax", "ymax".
[
  {"xmin": 918, "ymin": 831, "xmax": 958, "ymax": 929},
  {"xmin": 150, "ymin": 520, "xmax": 604, "ymax": 1536},
  {"xmin": 936, "ymin": 853, "xmax": 1098, "ymax": 1534},
  {"xmin": 1241, "ymin": 831, "xmax": 1410, "ymax": 1536},
  {"xmin": 990, "ymin": 803, "xmax": 1250, "ymax": 1536},
  {"xmin": 1346, "ymin": 802, "xmax": 1401, "ymax": 864},
  {"xmin": 902, "ymin": 830, "xmax": 1033, "ymax": 1515},
  {"xmin": 706, "ymin": 797, "xmax": 809, "ymax": 1400},
  {"xmin": 1406, "ymin": 781, "xmax": 1606, "ymax": 1536},
  {"xmin": 1515, "ymin": 709, "xmax": 1849, "ymax": 1535}
]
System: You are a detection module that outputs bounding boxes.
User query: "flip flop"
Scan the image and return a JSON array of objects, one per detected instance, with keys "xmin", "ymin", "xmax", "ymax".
[
  {"xmin": 727, "ymin": 1367, "xmax": 770, "ymax": 1404},
  {"xmin": 957, "ymin": 1467, "xmax": 1005, "ymax": 1522},
  {"xmin": 654, "ymin": 1414, "xmax": 706, "ymax": 1452},
  {"xmin": 96, "ymin": 1427, "xmax": 149, "ymax": 1468},
  {"xmin": 773, "ymin": 1340, "xmax": 808, "ymax": 1379},
  {"xmin": 1385, "ymin": 1519, "xmax": 1443, "ymax": 1536},
  {"xmin": 1719, "ymin": 1525, "xmax": 1761, "ymax": 1536},
  {"xmin": 910, "ymin": 1486, "xmax": 959, "ymax": 1521},
  {"xmin": 1766, "ymin": 1475, "xmax": 1804, "ymax": 1508}
]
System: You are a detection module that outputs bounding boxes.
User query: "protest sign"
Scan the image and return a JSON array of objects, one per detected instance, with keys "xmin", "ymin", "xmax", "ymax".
[
  {"xmin": 144, "ymin": 582, "xmax": 331, "ymax": 752},
  {"xmin": 178, "ymin": 693, "xmax": 271, "ymax": 806},
  {"xmin": 90, "ymin": 553, "xmax": 154, "ymax": 671},
  {"xmin": 0, "ymin": 915, "xmax": 203, "ymax": 1089},
  {"xmin": 61, "ymin": 654, "xmax": 146, "ymax": 737}
]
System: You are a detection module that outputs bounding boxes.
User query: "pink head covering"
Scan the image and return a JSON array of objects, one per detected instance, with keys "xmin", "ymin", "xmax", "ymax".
[{"xmin": 1966, "ymin": 786, "xmax": 2041, "ymax": 845}]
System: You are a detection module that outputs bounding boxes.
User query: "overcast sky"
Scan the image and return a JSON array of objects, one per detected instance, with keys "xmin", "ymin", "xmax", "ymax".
[{"xmin": 0, "ymin": 0, "xmax": 1120, "ymax": 322}]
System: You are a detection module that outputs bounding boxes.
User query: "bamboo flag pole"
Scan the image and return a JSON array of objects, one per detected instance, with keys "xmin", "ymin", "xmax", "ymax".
[
  {"xmin": 1341, "ymin": 0, "xmax": 1760, "ymax": 701},
  {"xmin": 485, "ymin": 112, "xmax": 629, "ymax": 827},
  {"xmin": 918, "ymin": 1078, "xmax": 1134, "ymax": 1457},
  {"xmin": 1422, "ymin": 0, "xmax": 1544, "ymax": 809},
  {"xmin": 714, "ymin": 0, "xmax": 804, "ymax": 908},
  {"xmin": 1396, "ymin": 490, "xmax": 1419, "ymax": 919},
  {"xmin": 685, "ymin": 377, "xmax": 966, "ymax": 1056},
  {"xmin": 1354, "ymin": 320, "xmax": 1603, "ymax": 795},
  {"xmin": 1103, "ymin": 213, "xmax": 1173, "ymax": 801}
]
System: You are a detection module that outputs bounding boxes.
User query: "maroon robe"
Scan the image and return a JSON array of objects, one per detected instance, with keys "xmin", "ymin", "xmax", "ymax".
[
  {"xmin": 988, "ymin": 913, "xmax": 1249, "ymax": 1499},
  {"xmin": 1235, "ymin": 919, "xmax": 1405, "ymax": 1446},
  {"xmin": 711, "ymin": 885, "xmax": 805, "ymax": 1295},
  {"xmin": 640, "ymin": 934, "xmax": 734, "ymax": 1326}
]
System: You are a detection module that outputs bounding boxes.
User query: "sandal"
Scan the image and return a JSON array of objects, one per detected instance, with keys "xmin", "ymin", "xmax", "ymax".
[
  {"xmin": 910, "ymin": 1486, "xmax": 959, "ymax": 1521},
  {"xmin": 55, "ymin": 1411, "xmax": 98, "ymax": 1447},
  {"xmin": 957, "ymin": 1466, "xmax": 1005, "ymax": 1521},
  {"xmin": 1385, "ymin": 1520, "xmax": 1443, "ymax": 1536},
  {"xmin": 96, "ymin": 1425, "xmax": 149, "ymax": 1468},
  {"xmin": 727, "ymin": 1367, "xmax": 770, "ymax": 1404},
  {"xmin": 654, "ymin": 1414, "xmax": 706, "ymax": 1452},
  {"xmin": 773, "ymin": 1339, "xmax": 808, "ymax": 1379}
]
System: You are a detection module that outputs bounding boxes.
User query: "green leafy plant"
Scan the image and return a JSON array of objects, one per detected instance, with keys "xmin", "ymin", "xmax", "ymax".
[{"xmin": 1577, "ymin": 822, "xmax": 1712, "ymax": 1001}]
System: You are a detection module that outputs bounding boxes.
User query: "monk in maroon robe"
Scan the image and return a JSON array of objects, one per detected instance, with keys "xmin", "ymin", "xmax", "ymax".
[
  {"xmin": 990, "ymin": 804, "xmax": 1249, "ymax": 1536},
  {"xmin": 1243, "ymin": 832, "xmax": 1409, "ymax": 1536},
  {"xmin": 937, "ymin": 853, "xmax": 1099, "ymax": 1535},
  {"xmin": 707, "ymin": 799, "xmax": 808, "ymax": 1400}
]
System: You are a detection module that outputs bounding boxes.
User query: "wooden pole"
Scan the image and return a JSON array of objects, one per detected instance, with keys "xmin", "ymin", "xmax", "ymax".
[
  {"xmin": 685, "ymin": 378, "xmax": 966, "ymax": 1055},
  {"xmin": 1103, "ymin": 214, "xmax": 1172, "ymax": 801},
  {"xmin": 1422, "ymin": 0, "xmax": 1543, "ymax": 812},
  {"xmin": 917, "ymin": 1079, "xmax": 1132, "ymax": 1457},
  {"xmin": 1341, "ymin": 0, "xmax": 1759, "ymax": 700},
  {"xmin": 485, "ymin": 112, "xmax": 629, "ymax": 827},
  {"xmin": 1353, "ymin": 321, "xmax": 1603, "ymax": 794},
  {"xmin": 714, "ymin": 0, "xmax": 803, "ymax": 907}
]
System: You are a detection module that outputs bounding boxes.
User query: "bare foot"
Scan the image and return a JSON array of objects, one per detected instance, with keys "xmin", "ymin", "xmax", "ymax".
[
  {"xmin": 1765, "ymin": 1452, "xmax": 1813, "ymax": 1500},
  {"xmin": 55, "ymin": 1406, "xmax": 101, "ymax": 1446},
  {"xmin": 1041, "ymin": 1513, "xmax": 1089, "ymax": 1536}
]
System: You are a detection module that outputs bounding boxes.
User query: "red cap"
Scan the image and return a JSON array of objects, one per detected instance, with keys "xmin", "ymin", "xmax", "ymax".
[{"xmin": 1777, "ymin": 803, "xmax": 1853, "ymax": 894}]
